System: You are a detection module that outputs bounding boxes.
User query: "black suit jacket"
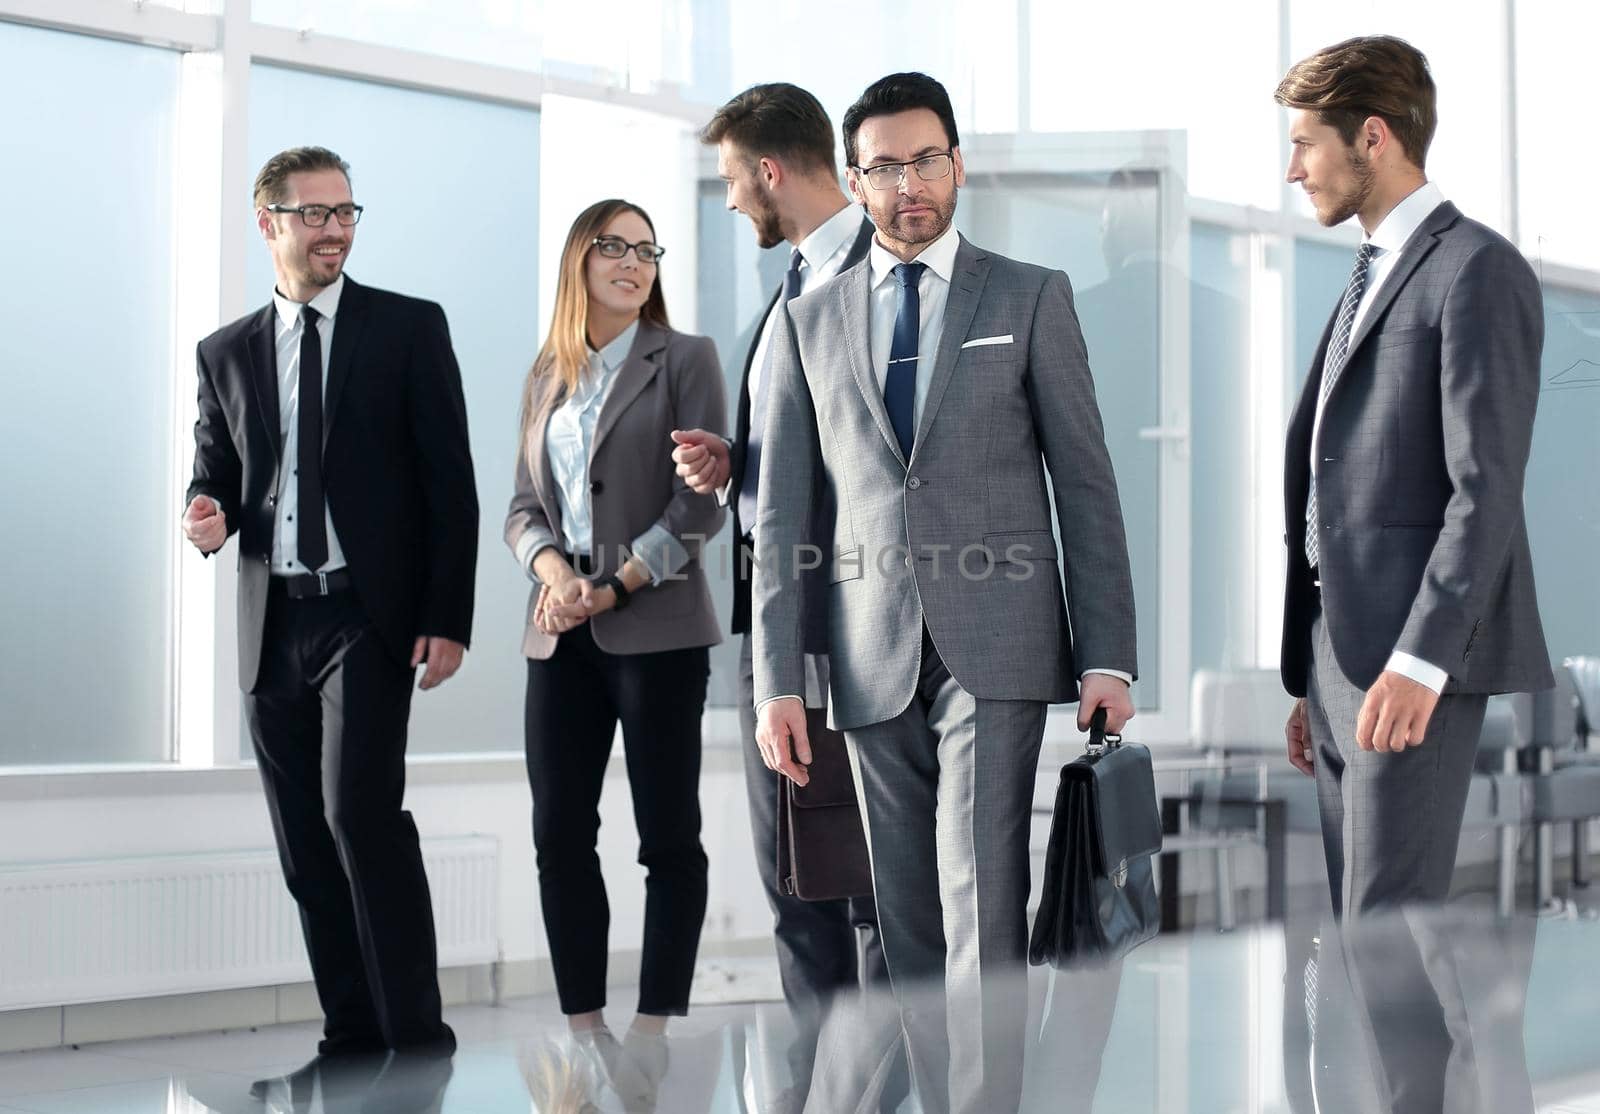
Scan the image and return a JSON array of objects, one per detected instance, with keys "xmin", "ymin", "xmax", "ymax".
[
  {"xmin": 1281, "ymin": 202, "xmax": 1552, "ymax": 697},
  {"xmin": 728, "ymin": 215, "xmax": 874, "ymax": 648},
  {"xmin": 188, "ymin": 277, "xmax": 479, "ymax": 691}
]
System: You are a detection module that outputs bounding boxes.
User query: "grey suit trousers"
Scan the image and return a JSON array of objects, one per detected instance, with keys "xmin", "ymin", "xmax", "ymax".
[
  {"xmin": 1307, "ymin": 613, "xmax": 1487, "ymax": 913},
  {"xmin": 1307, "ymin": 612, "xmax": 1495, "ymax": 1114},
  {"xmin": 824, "ymin": 629, "xmax": 1045, "ymax": 1114}
]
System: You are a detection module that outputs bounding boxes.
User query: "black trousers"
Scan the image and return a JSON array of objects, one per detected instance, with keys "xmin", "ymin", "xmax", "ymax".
[
  {"xmin": 244, "ymin": 583, "xmax": 452, "ymax": 1053},
  {"xmin": 737, "ymin": 634, "xmax": 904, "ymax": 1110},
  {"xmin": 524, "ymin": 622, "xmax": 710, "ymax": 1016}
]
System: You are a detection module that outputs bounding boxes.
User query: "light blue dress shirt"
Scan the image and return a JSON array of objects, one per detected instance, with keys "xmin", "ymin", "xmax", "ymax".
[{"xmin": 543, "ymin": 320, "xmax": 684, "ymax": 583}]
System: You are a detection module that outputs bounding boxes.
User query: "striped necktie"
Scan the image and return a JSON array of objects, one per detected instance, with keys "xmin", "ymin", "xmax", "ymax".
[{"xmin": 1304, "ymin": 241, "xmax": 1377, "ymax": 570}]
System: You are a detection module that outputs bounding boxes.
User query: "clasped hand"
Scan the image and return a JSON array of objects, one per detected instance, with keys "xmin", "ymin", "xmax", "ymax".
[{"xmin": 534, "ymin": 575, "xmax": 617, "ymax": 635}]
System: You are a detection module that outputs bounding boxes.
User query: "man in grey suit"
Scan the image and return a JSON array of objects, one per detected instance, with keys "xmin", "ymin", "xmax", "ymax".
[
  {"xmin": 751, "ymin": 72, "xmax": 1137, "ymax": 1114},
  {"xmin": 669, "ymin": 83, "xmax": 899, "ymax": 1114},
  {"xmin": 1276, "ymin": 36, "xmax": 1549, "ymax": 1113}
]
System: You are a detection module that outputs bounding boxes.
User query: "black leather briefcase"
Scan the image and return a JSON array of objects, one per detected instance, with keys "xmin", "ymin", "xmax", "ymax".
[
  {"xmin": 1029, "ymin": 708, "xmax": 1163, "ymax": 967},
  {"xmin": 776, "ymin": 707, "xmax": 874, "ymax": 901}
]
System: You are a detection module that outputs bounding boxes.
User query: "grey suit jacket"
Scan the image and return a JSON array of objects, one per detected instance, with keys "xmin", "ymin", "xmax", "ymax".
[
  {"xmin": 1281, "ymin": 201, "xmax": 1553, "ymax": 697},
  {"xmin": 752, "ymin": 235, "xmax": 1138, "ymax": 730},
  {"xmin": 505, "ymin": 320, "xmax": 726, "ymax": 660}
]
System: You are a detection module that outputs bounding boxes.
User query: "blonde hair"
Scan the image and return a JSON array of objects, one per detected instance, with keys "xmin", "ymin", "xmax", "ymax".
[{"xmin": 519, "ymin": 199, "xmax": 670, "ymax": 454}]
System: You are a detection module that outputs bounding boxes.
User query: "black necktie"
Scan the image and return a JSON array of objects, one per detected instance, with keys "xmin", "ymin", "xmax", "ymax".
[
  {"xmin": 738, "ymin": 248, "xmax": 806, "ymax": 532},
  {"xmin": 297, "ymin": 305, "xmax": 328, "ymax": 572},
  {"xmin": 1304, "ymin": 241, "xmax": 1377, "ymax": 569}
]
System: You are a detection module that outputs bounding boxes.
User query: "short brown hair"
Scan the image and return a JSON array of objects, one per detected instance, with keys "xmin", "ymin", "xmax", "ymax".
[
  {"xmin": 1275, "ymin": 36, "xmax": 1436, "ymax": 169},
  {"xmin": 699, "ymin": 83, "xmax": 836, "ymax": 176},
  {"xmin": 252, "ymin": 146, "xmax": 352, "ymax": 209}
]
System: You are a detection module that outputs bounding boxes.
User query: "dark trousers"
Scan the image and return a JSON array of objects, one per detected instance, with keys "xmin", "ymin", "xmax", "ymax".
[
  {"xmin": 244, "ymin": 583, "xmax": 451, "ymax": 1053},
  {"xmin": 737, "ymin": 635, "xmax": 901, "ymax": 1109},
  {"xmin": 524, "ymin": 623, "xmax": 710, "ymax": 1016}
]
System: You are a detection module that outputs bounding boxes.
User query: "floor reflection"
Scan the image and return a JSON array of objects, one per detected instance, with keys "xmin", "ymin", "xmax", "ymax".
[{"xmin": 2, "ymin": 908, "xmax": 1598, "ymax": 1113}]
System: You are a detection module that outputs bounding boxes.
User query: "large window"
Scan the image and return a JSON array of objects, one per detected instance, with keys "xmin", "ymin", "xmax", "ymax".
[
  {"xmin": 246, "ymin": 65, "xmax": 540, "ymax": 754},
  {"xmin": 1188, "ymin": 222, "xmax": 1256, "ymax": 673},
  {"xmin": 0, "ymin": 0, "xmax": 1592, "ymax": 768},
  {"xmin": 1527, "ymin": 283, "xmax": 1600, "ymax": 666},
  {"xmin": 252, "ymin": 0, "xmax": 543, "ymax": 71},
  {"xmin": 0, "ymin": 24, "xmax": 181, "ymax": 765},
  {"xmin": 1514, "ymin": 2, "xmax": 1600, "ymax": 268}
]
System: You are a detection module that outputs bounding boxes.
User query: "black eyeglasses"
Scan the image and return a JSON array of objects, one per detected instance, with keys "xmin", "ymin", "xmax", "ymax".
[
  {"xmin": 853, "ymin": 152, "xmax": 955, "ymax": 191},
  {"xmin": 267, "ymin": 203, "xmax": 364, "ymax": 228},
  {"xmin": 592, "ymin": 235, "xmax": 665, "ymax": 264}
]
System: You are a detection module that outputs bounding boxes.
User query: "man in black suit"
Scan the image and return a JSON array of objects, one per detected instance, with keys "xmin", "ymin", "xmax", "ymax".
[
  {"xmin": 182, "ymin": 147, "xmax": 478, "ymax": 1074},
  {"xmin": 669, "ymin": 85, "xmax": 889, "ymax": 1114}
]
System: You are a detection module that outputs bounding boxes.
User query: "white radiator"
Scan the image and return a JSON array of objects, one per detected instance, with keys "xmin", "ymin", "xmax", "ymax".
[{"xmin": 0, "ymin": 835, "xmax": 499, "ymax": 1010}]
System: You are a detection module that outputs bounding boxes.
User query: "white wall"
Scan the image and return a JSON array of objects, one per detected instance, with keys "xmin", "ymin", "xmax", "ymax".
[{"xmin": 0, "ymin": 741, "xmax": 771, "ymax": 987}]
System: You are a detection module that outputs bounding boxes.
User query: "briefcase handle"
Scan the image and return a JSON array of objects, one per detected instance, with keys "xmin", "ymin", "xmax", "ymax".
[{"xmin": 1085, "ymin": 707, "xmax": 1123, "ymax": 755}]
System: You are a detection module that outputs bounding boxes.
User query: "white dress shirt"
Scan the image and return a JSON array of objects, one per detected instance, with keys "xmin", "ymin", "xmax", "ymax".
[
  {"xmin": 270, "ymin": 276, "xmax": 348, "ymax": 576},
  {"xmin": 541, "ymin": 320, "xmax": 683, "ymax": 583},
  {"xmin": 1310, "ymin": 181, "xmax": 1450, "ymax": 694}
]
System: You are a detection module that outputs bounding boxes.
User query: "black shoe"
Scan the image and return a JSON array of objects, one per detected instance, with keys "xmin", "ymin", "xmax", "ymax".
[
  {"xmin": 316, "ymin": 1034, "xmax": 389, "ymax": 1057},
  {"xmin": 248, "ymin": 1050, "xmax": 388, "ymax": 1102},
  {"xmin": 392, "ymin": 1022, "xmax": 457, "ymax": 1060}
]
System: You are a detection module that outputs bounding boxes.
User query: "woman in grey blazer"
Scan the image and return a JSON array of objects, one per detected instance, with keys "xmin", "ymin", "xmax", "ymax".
[{"xmin": 504, "ymin": 199, "xmax": 726, "ymax": 1082}]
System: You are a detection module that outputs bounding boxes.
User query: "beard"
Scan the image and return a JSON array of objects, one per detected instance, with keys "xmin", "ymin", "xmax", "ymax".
[
  {"xmin": 297, "ymin": 239, "xmax": 348, "ymax": 287},
  {"xmin": 1315, "ymin": 148, "xmax": 1376, "ymax": 227},
  {"xmin": 873, "ymin": 187, "xmax": 957, "ymax": 247},
  {"xmin": 748, "ymin": 194, "xmax": 784, "ymax": 250}
]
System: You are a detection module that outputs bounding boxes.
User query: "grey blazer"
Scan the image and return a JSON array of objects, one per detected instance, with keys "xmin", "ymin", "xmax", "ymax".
[
  {"xmin": 1281, "ymin": 202, "xmax": 1553, "ymax": 696},
  {"xmin": 505, "ymin": 320, "xmax": 727, "ymax": 660},
  {"xmin": 752, "ymin": 235, "xmax": 1138, "ymax": 730}
]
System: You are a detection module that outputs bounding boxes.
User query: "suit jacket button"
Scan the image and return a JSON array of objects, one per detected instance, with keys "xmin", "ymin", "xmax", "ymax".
[
  {"xmin": 268, "ymin": 495, "xmax": 276, "ymax": 506},
  {"xmin": 907, "ymin": 476, "xmax": 922, "ymax": 490},
  {"xmin": 590, "ymin": 480, "xmax": 604, "ymax": 495}
]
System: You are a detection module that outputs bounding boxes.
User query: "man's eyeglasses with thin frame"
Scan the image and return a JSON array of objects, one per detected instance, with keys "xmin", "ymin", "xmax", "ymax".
[
  {"xmin": 267, "ymin": 203, "xmax": 364, "ymax": 228},
  {"xmin": 853, "ymin": 152, "xmax": 955, "ymax": 191},
  {"xmin": 592, "ymin": 235, "xmax": 666, "ymax": 264}
]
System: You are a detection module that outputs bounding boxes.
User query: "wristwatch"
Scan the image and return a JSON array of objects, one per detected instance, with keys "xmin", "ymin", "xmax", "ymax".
[{"xmin": 597, "ymin": 572, "xmax": 631, "ymax": 610}]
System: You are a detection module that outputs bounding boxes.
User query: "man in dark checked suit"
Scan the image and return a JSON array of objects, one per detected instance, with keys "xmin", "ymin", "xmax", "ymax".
[
  {"xmin": 1276, "ymin": 37, "xmax": 1550, "ymax": 1113},
  {"xmin": 182, "ymin": 147, "xmax": 477, "ymax": 1085}
]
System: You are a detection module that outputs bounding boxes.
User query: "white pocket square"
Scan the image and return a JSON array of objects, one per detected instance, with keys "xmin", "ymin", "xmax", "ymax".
[{"xmin": 961, "ymin": 334, "xmax": 1013, "ymax": 349}]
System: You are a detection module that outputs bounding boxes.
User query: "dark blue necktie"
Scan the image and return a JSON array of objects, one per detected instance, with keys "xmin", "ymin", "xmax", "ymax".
[
  {"xmin": 884, "ymin": 262, "xmax": 924, "ymax": 459},
  {"xmin": 738, "ymin": 248, "xmax": 806, "ymax": 531}
]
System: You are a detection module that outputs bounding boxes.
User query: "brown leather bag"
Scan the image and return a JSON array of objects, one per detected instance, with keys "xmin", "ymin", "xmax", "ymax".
[{"xmin": 776, "ymin": 707, "xmax": 873, "ymax": 901}]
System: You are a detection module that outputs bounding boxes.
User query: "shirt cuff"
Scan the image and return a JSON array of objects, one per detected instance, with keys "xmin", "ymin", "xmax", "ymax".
[
  {"xmin": 1387, "ymin": 651, "xmax": 1449, "ymax": 694},
  {"xmin": 1082, "ymin": 668, "xmax": 1133, "ymax": 686},
  {"xmin": 631, "ymin": 523, "xmax": 690, "ymax": 584},
  {"xmin": 756, "ymin": 694, "xmax": 804, "ymax": 716},
  {"xmin": 716, "ymin": 435, "xmax": 734, "ymax": 508}
]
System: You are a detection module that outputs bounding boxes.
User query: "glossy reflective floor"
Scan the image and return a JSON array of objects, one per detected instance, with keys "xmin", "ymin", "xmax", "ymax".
[{"xmin": 3, "ymin": 908, "xmax": 1600, "ymax": 1113}]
